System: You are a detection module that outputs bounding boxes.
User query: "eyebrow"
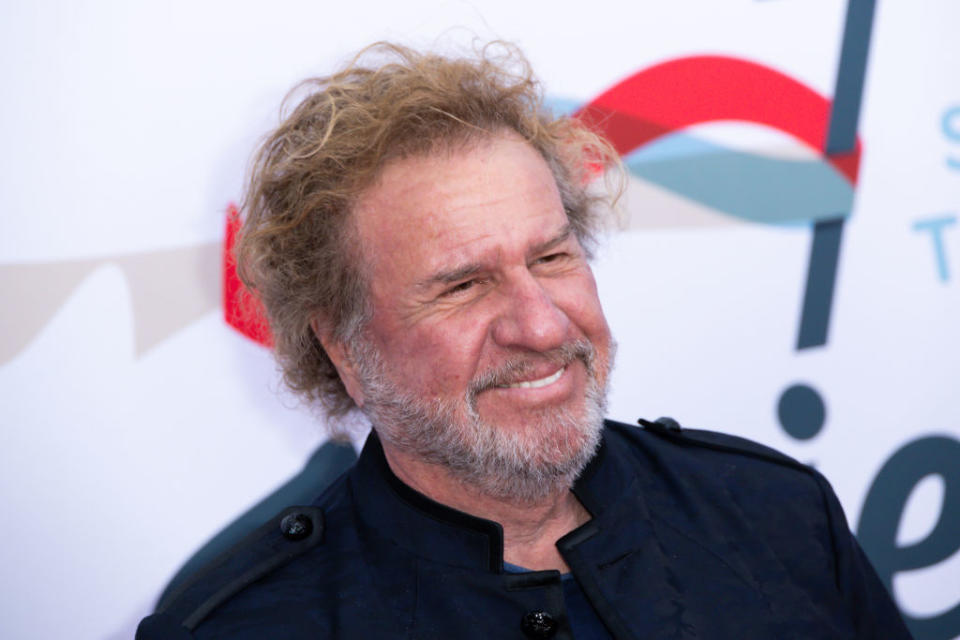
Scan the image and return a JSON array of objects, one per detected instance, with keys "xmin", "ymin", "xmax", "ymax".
[
  {"xmin": 529, "ymin": 224, "xmax": 572, "ymax": 257},
  {"xmin": 416, "ymin": 224, "xmax": 573, "ymax": 289}
]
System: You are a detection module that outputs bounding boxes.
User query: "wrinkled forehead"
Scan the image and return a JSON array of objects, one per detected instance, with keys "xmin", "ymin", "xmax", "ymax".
[{"xmin": 348, "ymin": 133, "xmax": 567, "ymax": 278}]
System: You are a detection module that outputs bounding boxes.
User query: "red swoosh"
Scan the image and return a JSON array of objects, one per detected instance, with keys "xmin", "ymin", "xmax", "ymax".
[{"xmin": 574, "ymin": 55, "xmax": 861, "ymax": 184}]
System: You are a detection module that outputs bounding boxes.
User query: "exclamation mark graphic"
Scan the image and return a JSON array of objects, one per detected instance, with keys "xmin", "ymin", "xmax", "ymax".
[{"xmin": 778, "ymin": 0, "xmax": 877, "ymax": 440}]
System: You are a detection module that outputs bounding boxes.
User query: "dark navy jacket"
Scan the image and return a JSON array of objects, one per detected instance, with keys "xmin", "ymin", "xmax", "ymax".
[{"xmin": 137, "ymin": 419, "xmax": 912, "ymax": 639}]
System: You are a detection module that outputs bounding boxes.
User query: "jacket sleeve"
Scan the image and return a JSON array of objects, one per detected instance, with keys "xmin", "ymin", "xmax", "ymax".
[{"xmin": 813, "ymin": 471, "xmax": 915, "ymax": 639}]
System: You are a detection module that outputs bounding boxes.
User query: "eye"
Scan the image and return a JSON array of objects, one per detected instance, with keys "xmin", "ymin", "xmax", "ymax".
[
  {"xmin": 441, "ymin": 279, "xmax": 480, "ymax": 297},
  {"xmin": 533, "ymin": 252, "xmax": 567, "ymax": 266}
]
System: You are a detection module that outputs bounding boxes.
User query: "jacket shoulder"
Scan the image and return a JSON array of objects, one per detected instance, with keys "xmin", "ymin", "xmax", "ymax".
[
  {"xmin": 607, "ymin": 416, "xmax": 814, "ymax": 476},
  {"xmin": 608, "ymin": 417, "xmax": 836, "ymax": 528},
  {"xmin": 135, "ymin": 505, "xmax": 325, "ymax": 639}
]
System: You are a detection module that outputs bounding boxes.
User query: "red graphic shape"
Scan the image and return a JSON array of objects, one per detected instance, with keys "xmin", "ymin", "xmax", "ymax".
[
  {"xmin": 575, "ymin": 55, "xmax": 862, "ymax": 184},
  {"xmin": 223, "ymin": 204, "xmax": 273, "ymax": 347}
]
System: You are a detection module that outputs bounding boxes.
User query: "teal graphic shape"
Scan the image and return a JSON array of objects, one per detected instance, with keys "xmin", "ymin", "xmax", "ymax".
[{"xmin": 624, "ymin": 132, "xmax": 854, "ymax": 226}]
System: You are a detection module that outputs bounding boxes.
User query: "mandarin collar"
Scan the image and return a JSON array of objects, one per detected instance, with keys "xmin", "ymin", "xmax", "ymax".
[{"xmin": 347, "ymin": 421, "xmax": 637, "ymax": 573}]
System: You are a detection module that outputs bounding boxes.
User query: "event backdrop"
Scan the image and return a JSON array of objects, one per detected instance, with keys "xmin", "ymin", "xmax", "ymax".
[{"xmin": 1, "ymin": 1, "xmax": 957, "ymax": 639}]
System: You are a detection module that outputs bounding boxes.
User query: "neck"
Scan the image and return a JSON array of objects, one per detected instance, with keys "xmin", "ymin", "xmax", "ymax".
[{"xmin": 381, "ymin": 441, "xmax": 591, "ymax": 573}]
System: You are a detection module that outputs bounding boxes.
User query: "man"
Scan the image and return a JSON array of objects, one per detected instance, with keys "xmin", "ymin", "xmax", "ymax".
[{"xmin": 138, "ymin": 43, "xmax": 912, "ymax": 639}]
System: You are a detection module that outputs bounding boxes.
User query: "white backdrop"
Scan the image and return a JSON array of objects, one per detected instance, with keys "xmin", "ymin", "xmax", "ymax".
[{"xmin": 1, "ymin": 1, "xmax": 957, "ymax": 639}]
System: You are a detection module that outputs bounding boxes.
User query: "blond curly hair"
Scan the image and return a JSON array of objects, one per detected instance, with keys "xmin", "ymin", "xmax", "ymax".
[{"xmin": 237, "ymin": 41, "xmax": 618, "ymax": 419}]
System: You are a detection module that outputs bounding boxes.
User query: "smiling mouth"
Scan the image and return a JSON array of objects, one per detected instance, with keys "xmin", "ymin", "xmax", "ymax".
[{"xmin": 500, "ymin": 367, "xmax": 565, "ymax": 390}]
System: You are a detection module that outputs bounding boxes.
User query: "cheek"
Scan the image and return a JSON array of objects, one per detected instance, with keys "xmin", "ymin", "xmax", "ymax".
[
  {"xmin": 384, "ymin": 318, "xmax": 490, "ymax": 394},
  {"xmin": 552, "ymin": 277, "xmax": 609, "ymax": 337},
  {"xmin": 572, "ymin": 291, "xmax": 606, "ymax": 326}
]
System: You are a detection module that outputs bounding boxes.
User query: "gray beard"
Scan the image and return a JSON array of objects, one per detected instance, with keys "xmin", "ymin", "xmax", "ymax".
[{"xmin": 352, "ymin": 338, "xmax": 612, "ymax": 505}]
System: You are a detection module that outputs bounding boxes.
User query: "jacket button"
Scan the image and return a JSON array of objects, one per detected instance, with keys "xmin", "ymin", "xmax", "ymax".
[
  {"xmin": 521, "ymin": 610, "xmax": 557, "ymax": 638},
  {"xmin": 279, "ymin": 513, "xmax": 312, "ymax": 541},
  {"xmin": 655, "ymin": 417, "xmax": 682, "ymax": 432}
]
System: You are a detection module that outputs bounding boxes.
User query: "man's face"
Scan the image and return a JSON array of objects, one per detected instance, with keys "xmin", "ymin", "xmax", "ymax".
[{"xmin": 343, "ymin": 133, "xmax": 614, "ymax": 500}]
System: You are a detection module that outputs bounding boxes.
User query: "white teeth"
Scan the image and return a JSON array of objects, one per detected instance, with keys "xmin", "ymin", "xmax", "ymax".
[{"xmin": 506, "ymin": 367, "xmax": 564, "ymax": 389}]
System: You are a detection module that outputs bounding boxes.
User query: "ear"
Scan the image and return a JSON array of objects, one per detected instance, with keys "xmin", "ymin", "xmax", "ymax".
[{"xmin": 310, "ymin": 315, "xmax": 366, "ymax": 408}]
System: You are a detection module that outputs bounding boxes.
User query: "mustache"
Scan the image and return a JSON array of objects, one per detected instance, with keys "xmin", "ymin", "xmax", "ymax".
[{"xmin": 467, "ymin": 339, "xmax": 596, "ymax": 397}]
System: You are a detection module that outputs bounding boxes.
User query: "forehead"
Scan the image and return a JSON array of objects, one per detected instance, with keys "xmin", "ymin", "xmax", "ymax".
[{"xmin": 351, "ymin": 134, "xmax": 568, "ymax": 285}]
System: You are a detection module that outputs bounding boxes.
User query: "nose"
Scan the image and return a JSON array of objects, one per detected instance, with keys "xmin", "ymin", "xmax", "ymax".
[{"xmin": 490, "ymin": 271, "xmax": 570, "ymax": 352}]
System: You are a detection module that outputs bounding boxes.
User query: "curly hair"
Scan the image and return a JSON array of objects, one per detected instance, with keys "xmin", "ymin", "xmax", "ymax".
[{"xmin": 237, "ymin": 41, "xmax": 619, "ymax": 423}]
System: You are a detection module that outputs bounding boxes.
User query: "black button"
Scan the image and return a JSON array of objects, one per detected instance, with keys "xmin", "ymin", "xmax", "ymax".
[
  {"xmin": 521, "ymin": 610, "xmax": 557, "ymax": 638},
  {"xmin": 279, "ymin": 513, "xmax": 312, "ymax": 541},
  {"xmin": 638, "ymin": 417, "xmax": 682, "ymax": 435},
  {"xmin": 655, "ymin": 417, "xmax": 682, "ymax": 432}
]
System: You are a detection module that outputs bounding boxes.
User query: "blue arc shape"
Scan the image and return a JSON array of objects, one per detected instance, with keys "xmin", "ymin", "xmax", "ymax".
[{"xmin": 624, "ymin": 134, "xmax": 854, "ymax": 226}]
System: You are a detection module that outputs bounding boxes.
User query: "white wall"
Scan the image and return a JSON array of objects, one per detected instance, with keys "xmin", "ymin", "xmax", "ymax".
[{"xmin": 1, "ymin": 1, "xmax": 957, "ymax": 638}]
